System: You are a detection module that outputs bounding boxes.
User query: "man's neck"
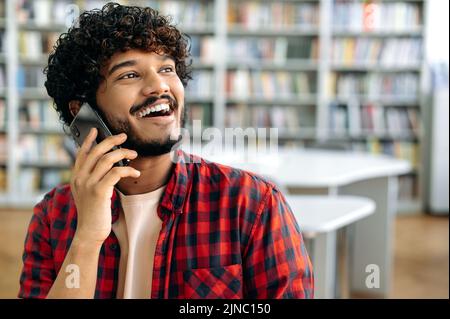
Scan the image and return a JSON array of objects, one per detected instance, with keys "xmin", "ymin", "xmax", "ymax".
[{"xmin": 116, "ymin": 152, "xmax": 174, "ymax": 195}]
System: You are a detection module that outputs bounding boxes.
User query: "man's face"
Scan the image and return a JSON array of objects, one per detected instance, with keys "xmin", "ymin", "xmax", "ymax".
[{"xmin": 95, "ymin": 49, "xmax": 185, "ymax": 156}]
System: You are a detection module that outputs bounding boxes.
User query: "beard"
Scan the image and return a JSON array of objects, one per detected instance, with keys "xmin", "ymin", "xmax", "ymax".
[{"xmin": 94, "ymin": 95, "xmax": 186, "ymax": 157}]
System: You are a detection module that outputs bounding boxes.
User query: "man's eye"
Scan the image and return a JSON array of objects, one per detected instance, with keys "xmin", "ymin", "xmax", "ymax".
[
  {"xmin": 120, "ymin": 73, "xmax": 138, "ymax": 79},
  {"xmin": 161, "ymin": 66, "xmax": 175, "ymax": 73}
]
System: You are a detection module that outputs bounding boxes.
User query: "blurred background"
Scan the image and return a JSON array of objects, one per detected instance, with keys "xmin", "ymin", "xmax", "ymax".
[{"xmin": 0, "ymin": 0, "xmax": 448, "ymax": 298}]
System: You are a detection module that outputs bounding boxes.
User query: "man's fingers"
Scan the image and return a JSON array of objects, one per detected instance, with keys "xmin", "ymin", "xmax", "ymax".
[
  {"xmin": 88, "ymin": 148, "xmax": 138, "ymax": 182},
  {"xmin": 97, "ymin": 166, "xmax": 141, "ymax": 190},
  {"xmin": 79, "ymin": 133, "xmax": 128, "ymax": 175},
  {"xmin": 74, "ymin": 128, "xmax": 97, "ymax": 171}
]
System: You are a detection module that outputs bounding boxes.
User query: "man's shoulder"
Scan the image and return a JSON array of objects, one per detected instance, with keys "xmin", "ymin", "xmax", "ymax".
[
  {"xmin": 34, "ymin": 184, "xmax": 73, "ymax": 217},
  {"xmin": 42, "ymin": 183, "xmax": 72, "ymax": 201},
  {"xmin": 186, "ymin": 152, "xmax": 277, "ymax": 195}
]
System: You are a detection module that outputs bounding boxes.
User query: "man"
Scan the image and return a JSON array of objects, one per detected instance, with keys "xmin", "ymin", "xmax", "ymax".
[{"xmin": 18, "ymin": 2, "xmax": 313, "ymax": 299}]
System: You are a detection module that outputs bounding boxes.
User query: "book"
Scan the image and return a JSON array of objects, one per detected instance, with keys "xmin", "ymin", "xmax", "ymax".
[
  {"xmin": 225, "ymin": 104, "xmax": 247, "ymax": 128},
  {"xmin": 333, "ymin": 72, "xmax": 419, "ymax": 98},
  {"xmin": 151, "ymin": 0, "xmax": 213, "ymax": 29},
  {"xmin": 332, "ymin": 38, "xmax": 422, "ymax": 66},
  {"xmin": 227, "ymin": 70, "xmax": 316, "ymax": 99},
  {"xmin": 186, "ymin": 70, "xmax": 213, "ymax": 99},
  {"xmin": 0, "ymin": 65, "xmax": 5, "ymax": 88},
  {"xmin": 18, "ymin": 135, "xmax": 71, "ymax": 163},
  {"xmin": 16, "ymin": 66, "xmax": 46, "ymax": 89},
  {"xmin": 0, "ymin": 99, "xmax": 5, "ymax": 129},
  {"xmin": 33, "ymin": 0, "xmax": 52, "ymax": 26},
  {"xmin": 227, "ymin": 37, "xmax": 318, "ymax": 62},
  {"xmin": 347, "ymin": 98, "xmax": 361, "ymax": 136},
  {"xmin": 17, "ymin": 167, "xmax": 70, "ymax": 194},
  {"xmin": 18, "ymin": 100, "xmax": 61, "ymax": 130},
  {"xmin": 334, "ymin": 1, "xmax": 422, "ymax": 32},
  {"xmin": 228, "ymin": 1, "xmax": 319, "ymax": 29},
  {"xmin": 188, "ymin": 103, "xmax": 212, "ymax": 127}
]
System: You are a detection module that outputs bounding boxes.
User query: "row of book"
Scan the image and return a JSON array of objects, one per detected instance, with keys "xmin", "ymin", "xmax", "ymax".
[
  {"xmin": 0, "ymin": 30, "xmax": 4, "ymax": 53},
  {"xmin": 18, "ymin": 100, "xmax": 62, "ymax": 130},
  {"xmin": 17, "ymin": 65, "xmax": 46, "ymax": 89},
  {"xmin": 187, "ymin": 103, "xmax": 212, "ymax": 128},
  {"xmin": 352, "ymin": 139, "xmax": 420, "ymax": 169},
  {"xmin": 17, "ymin": 0, "xmax": 214, "ymax": 28},
  {"xmin": 18, "ymin": 135, "xmax": 72, "ymax": 164},
  {"xmin": 19, "ymin": 31, "xmax": 59, "ymax": 59},
  {"xmin": 329, "ymin": 102, "xmax": 421, "ymax": 137},
  {"xmin": 226, "ymin": 70, "xmax": 316, "ymax": 99},
  {"xmin": 0, "ymin": 66, "xmax": 5, "ymax": 88},
  {"xmin": 227, "ymin": 37, "xmax": 319, "ymax": 62},
  {"xmin": 17, "ymin": 168, "xmax": 71, "ymax": 195},
  {"xmin": 17, "ymin": 0, "xmax": 74, "ymax": 26},
  {"xmin": 186, "ymin": 71, "xmax": 214, "ymax": 99},
  {"xmin": 330, "ymin": 73, "xmax": 419, "ymax": 98},
  {"xmin": 190, "ymin": 36, "xmax": 320, "ymax": 65},
  {"xmin": 146, "ymin": 0, "xmax": 214, "ymax": 28},
  {"xmin": 333, "ymin": 1, "xmax": 422, "ymax": 32},
  {"xmin": 189, "ymin": 36, "xmax": 215, "ymax": 63},
  {"xmin": 332, "ymin": 38, "xmax": 422, "ymax": 66},
  {"xmin": 0, "ymin": 99, "xmax": 5, "ymax": 129},
  {"xmin": 225, "ymin": 104, "xmax": 315, "ymax": 134},
  {"xmin": 228, "ymin": 1, "xmax": 319, "ymax": 29}
]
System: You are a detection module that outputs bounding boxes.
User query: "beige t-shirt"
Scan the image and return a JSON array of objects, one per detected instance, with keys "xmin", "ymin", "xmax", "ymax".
[{"xmin": 112, "ymin": 185, "xmax": 166, "ymax": 299}]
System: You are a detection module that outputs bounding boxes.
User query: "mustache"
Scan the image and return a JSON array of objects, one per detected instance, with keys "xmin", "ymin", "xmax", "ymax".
[{"xmin": 129, "ymin": 94, "xmax": 177, "ymax": 115}]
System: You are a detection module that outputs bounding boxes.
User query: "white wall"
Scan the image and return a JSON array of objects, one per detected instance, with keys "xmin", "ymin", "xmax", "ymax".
[{"xmin": 425, "ymin": 0, "xmax": 449, "ymax": 213}]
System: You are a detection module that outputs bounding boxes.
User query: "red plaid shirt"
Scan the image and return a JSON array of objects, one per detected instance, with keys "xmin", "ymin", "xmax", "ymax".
[{"xmin": 19, "ymin": 150, "xmax": 314, "ymax": 299}]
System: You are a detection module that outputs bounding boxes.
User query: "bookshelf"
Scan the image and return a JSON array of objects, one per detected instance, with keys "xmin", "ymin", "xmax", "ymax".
[
  {"xmin": 0, "ymin": 0, "xmax": 427, "ymax": 211},
  {"xmin": 327, "ymin": 0, "xmax": 426, "ymax": 211}
]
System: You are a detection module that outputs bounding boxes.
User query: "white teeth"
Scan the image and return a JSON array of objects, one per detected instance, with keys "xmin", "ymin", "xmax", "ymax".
[{"xmin": 138, "ymin": 103, "xmax": 171, "ymax": 118}]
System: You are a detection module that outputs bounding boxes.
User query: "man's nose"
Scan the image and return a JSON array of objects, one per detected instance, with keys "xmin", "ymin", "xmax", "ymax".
[{"xmin": 142, "ymin": 72, "xmax": 170, "ymax": 96}]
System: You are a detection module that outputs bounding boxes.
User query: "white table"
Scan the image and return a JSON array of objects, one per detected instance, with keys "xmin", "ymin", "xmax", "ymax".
[
  {"xmin": 285, "ymin": 195, "xmax": 376, "ymax": 299},
  {"xmin": 186, "ymin": 146, "xmax": 411, "ymax": 297}
]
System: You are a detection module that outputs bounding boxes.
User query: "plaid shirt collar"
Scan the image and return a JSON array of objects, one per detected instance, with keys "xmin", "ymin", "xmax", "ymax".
[{"xmin": 110, "ymin": 149, "xmax": 193, "ymax": 223}]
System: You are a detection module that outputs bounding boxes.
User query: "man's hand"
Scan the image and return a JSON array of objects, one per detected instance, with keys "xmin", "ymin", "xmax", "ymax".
[
  {"xmin": 46, "ymin": 128, "xmax": 140, "ymax": 298},
  {"xmin": 70, "ymin": 127, "xmax": 140, "ymax": 244}
]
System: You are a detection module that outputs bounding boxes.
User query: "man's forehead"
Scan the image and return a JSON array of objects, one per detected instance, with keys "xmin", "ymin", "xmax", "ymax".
[
  {"xmin": 112, "ymin": 49, "xmax": 173, "ymax": 61},
  {"xmin": 104, "ymin": 50, "xmax": 175, "ymax": 73}
]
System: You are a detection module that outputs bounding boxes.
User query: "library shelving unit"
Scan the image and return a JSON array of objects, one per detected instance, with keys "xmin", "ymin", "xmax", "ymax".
[
  {"xmin": 0, "ymin": 0, "xmax": 427, "ymax": 212},
  {"xmin": 327, "ymin": 0, "xmax": 427, "ymax": 212}
]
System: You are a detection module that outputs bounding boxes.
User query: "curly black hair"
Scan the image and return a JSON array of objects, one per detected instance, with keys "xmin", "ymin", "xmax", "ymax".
[{"xmin": 44, "ymin": 2, "xmax": 192, "ymax": 127}]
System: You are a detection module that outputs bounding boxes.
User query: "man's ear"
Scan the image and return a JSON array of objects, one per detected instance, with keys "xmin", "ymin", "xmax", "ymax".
[{"xmin": 69, "ymin": 100, "xmax": 82, "ymax": 117}]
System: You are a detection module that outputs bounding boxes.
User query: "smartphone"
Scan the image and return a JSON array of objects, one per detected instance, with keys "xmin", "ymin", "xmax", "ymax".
[{"xmin": 69, "ymin": 102, "xmax": 130, "ymax": 167}]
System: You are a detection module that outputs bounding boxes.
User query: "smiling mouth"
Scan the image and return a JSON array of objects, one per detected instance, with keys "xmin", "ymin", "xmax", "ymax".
[
  {"xmin": 135, "ymin": 101, "xmax": 175, "ymax": 119},
  {"xmin": 140, "ymin": 107, "xmax": 174, "ymax": 118}
]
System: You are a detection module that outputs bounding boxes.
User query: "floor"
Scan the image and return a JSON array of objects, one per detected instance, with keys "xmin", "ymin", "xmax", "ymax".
[{"xmin": 0, "ymin": 209, "xmax": 448, "ymax": 299}]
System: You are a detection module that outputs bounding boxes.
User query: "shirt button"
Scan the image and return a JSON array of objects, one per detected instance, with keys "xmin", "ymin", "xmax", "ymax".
[{"xmin": 110, "ymin": 243, "xmax": 118, "ymax": 250}]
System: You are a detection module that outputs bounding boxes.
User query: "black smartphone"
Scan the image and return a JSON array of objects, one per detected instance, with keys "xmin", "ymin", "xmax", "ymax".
[{"xmin": 69, "ymin": 102, "xmax": 130, "ymax": 167}]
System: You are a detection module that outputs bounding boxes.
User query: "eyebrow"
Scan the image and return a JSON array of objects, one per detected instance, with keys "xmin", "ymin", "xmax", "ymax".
[
  {"xmin": 107, "ymin": 55, "xmax": 175, "ymax": 76},
  {"xmin": 108, "ymin": 60, "xmax": 137, "ymax": 76}
]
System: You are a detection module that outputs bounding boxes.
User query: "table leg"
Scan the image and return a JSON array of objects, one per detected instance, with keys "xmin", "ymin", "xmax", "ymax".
[
  {"xmin": 338, "ymin": 176, "xmax": 398, "ymax": 297},
  {"xmin": 311, "ymin": 230, "xmax": 337, "ymax": 299}
]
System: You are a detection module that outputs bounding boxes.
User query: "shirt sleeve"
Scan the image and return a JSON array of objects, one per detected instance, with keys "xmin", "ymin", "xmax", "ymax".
[
  {"xmin": 242, "ymin": 185, "xmax": 314, "ymax": 298},
  {"xmin": 18, "ymin": 192, "xmax": 56, "ymax": 298}
]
